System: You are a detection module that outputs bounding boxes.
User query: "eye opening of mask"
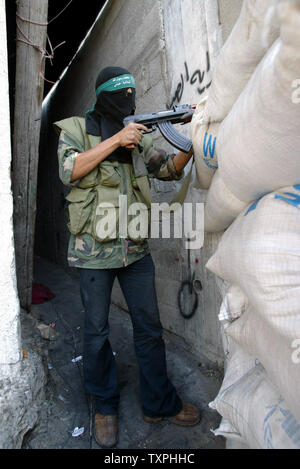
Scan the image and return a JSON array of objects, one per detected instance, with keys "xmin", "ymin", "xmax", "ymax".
[{"xmin": 101, "ymin": 88, "xmax": 135, "ymax": 97}]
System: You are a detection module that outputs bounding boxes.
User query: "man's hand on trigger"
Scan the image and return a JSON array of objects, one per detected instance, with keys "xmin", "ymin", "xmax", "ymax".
[{"xmin": 117, "ymin": 122, "xmax": 149, "ymax": 150}]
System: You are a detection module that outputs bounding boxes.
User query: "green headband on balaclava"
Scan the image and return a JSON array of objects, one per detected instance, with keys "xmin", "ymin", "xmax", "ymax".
[
  {"xmin": 95, "ymin": 74, "xmax": 136, "ymax": 96},
  {"xmin": 85, "ymin": 66, "xmax": 136, "ymax": 163}
]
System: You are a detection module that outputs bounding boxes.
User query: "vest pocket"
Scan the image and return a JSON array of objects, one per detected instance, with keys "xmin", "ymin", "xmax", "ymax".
[
  {"xmin": 92, "ymin": 163, "xmax": 121, "ymax": 242},
  {"xmin": 77, "ymin": 167, "xmax": 98, "ymax": 189},
  {"xmin": 65, "ymin": 187, "xmax": 96, "ymax": 235},
  {"xmin": 92, "ymin": 186, "xmax": 120, "ymax": 243},
  {"xmin": 127, "ymin": 187, "xmax": 150, "ymax": 243},
  {"xmin": 128, "ymin": 204, "xmax": 149, "ymax": 243},
  {"xmin": 98, "ymin": 162, "xmax": 121, "ymax": 187}
]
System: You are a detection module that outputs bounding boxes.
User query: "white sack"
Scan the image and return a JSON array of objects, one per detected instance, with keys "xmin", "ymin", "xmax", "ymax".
[
  {"xmin": 206, "ymin": 186, "xmax": 300, "ymax": 342},
  {"xmin": 218, "ymin": 284, "xmax": 248, "ymax": 323},
  {"xmin": 203, "ymin": 0, "xmax": 279, "ymax": 123},
  {"xmin": 217, "ymin": 1, "xmax": 300, "ymax": 204},
  {"xmin": 214, "ymin": 290, "xmax": 250, "ymax": 447},
  {"xmin": 204, "ymin": 171, "xmax": 247, "ymax": 232},
  {"xmin": 216, "ymin": 286, "xmax": 251, "ymax": 449},
  {"xmin": 210, "ymin": 362, "xmax": 300, "ymax": 449},
  {"xmin": 202, "ymin": 1, "xmax": 300, "ymax": 231},
  {"xmin": 227, "ymin": 305, "xmax": 300, "ymax": 421},
  {"xmin": 217, "ymin": 282, "xmax": 248, "ymax": 372},
  {"xmin": 212, "ymin": 307, "xmax": 300, "ymax": 449},
  {"xmin": 191, "ymin": 0, "xmax": 279, "ymax": 189},
  {"xmin": 212, "ymin": 418, "xmax": 247, "ymax": 446},
  {"xmin": 220, "ymin": 321, "xmax": 260, "ymax": 390},
  {"xmin": 191, "ymin": 100, "xmax": 219, "ymax": 190}
]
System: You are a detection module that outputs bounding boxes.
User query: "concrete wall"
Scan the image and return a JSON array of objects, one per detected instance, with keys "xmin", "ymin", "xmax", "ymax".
[
  {"xmin": 156, "ymin": 0, "xmax": 223, "ymax": 364},
  {"xmin": 0, "ymin": 0, "xmax": 46, "ymax": 448},
  {"xmin": 37, "ymin": 0, "xmax": 243, "ymax": 366},
  {"xmin": 0, "ymin": 0, "xmax": 21, "ymax": 369}
]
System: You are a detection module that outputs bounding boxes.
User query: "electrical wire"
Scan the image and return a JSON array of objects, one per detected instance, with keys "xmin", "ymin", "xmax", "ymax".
[
  {"xmin": 48, "ymin": 0, "xmax": 74, "ymax": 25},
  {"xmin": 16, "ymin": 0, "xmax": 74, "ymax": 27},
  {"xmin": 15, "ymin": 0, "xmax": 75, "ymax": 84},
  {"xmin": 16, "ymin": 20, "xmax": 65, "ymax": 84}
]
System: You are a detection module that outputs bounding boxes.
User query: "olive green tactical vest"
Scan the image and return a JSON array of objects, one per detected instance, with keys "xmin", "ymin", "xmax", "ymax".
[{"xmin": 54, "ymin": 117, "xmax": 153, "ymax": 244}]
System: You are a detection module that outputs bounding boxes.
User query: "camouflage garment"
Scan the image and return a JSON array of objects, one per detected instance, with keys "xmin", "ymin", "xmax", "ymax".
[{"xmin": 58, "ymin": 127, "xmax": 184, "ymax": 269}]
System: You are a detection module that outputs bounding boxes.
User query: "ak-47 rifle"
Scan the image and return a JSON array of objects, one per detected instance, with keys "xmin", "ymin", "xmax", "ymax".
[{"xmin": 123, "ymin": 104, "xmax": 195, "ymax": 153}]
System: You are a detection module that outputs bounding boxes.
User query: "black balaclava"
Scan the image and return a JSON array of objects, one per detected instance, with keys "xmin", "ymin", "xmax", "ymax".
[{"xmin": 85, "ymin": 66, "xmax": 136, "ymax": 163}]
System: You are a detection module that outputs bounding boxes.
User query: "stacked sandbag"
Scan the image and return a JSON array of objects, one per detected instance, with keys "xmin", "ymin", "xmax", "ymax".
[
  {"xmin": 206, "ymin": 186, "xmax": 300, "ymax": 343},
  {"xmin": 210, "ymin": 360, "xmax": 300, "ymax": 449},
  {"xmin": 227, "ymin": 305, "xmax": 300, "ymax": 423},
  {"xmin": 204, "ymin": 0, "xmax": 300, "ymax": 232},
  {"xmin": 211, "ymin": 284, "xmax": 300, "ymax": 448},
  {"xmin": 191, "ymin": 0, "xmax": 280, "ymax": 189},
  {"xmin": 204, "ymin": 171, "xmax": 247, "ymax": 232},
  {"xmin": 206, "ymin": 187, "xmax": 300, "ymax": 448},
  {"xmin": 211, "ymin": 285, "xmax": 251, "ymax": 449},
  {"xmin": 203, "ymin": 0, "xmax": 279, "ymax": 123},
  {"xmin": 201, "ymin": 1, "xmax": 300, "ymax": 449}
]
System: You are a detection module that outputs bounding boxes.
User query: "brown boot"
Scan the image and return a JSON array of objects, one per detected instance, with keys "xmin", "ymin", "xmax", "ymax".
[
  {"xmin": 94, "ymin": 413, "xmax": 118, "ymax": 448},
  {"xmin": 144, "ymin": 402, "xmax": 200, "ymax": 427}
]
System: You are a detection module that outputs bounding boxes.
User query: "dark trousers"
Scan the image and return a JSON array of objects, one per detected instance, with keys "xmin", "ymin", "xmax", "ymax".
[{"xmin": 79, "ymin": 254, "xmax": 182, "ymax": 418}]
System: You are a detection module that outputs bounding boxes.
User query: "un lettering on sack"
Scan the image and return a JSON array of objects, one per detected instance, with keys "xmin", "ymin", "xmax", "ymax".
[{"xmin": 191, "ymin": 101, "xmax": 219, "ymax": 190}]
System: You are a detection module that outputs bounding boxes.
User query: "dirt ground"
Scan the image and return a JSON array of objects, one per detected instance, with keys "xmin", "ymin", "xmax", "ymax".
[{"xmin": 21, "ymin": 256, "xmax": 225, "ymax": 450}]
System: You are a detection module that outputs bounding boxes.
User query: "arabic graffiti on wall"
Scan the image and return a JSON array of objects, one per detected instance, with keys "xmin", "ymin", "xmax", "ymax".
[{"xmin": 168, "ymin": 52, "xmax": 211, "ymax": 108}]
